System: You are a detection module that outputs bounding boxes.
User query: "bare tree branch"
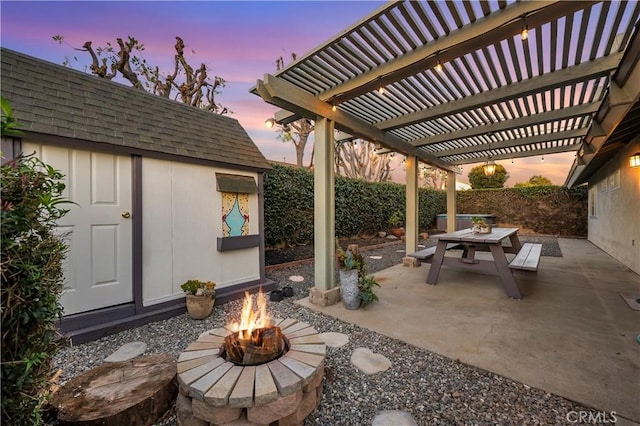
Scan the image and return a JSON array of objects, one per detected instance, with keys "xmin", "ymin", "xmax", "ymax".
[
  {"xmin": 58, "ymin": 35, "xmax": 229, "ymax": 114},
  {"xmin": 335, "ymin": 139, "xmax": 391, "ymax": 182}
]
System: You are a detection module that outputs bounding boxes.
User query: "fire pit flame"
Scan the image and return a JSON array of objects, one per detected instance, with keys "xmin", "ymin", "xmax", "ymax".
[
  {"xmin": 224, "ymin": 290, "xmax": 288, "ymax": 365},
  {"xmin": 236, "ymin": 289, "xmax": 269, "ymax": 340}
]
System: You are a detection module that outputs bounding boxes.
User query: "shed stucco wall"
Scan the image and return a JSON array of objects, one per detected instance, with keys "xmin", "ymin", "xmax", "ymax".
[
  {"xmin": 142, "ymin": 158, "xmax": 260, "ymax": 305},
  {"xmin": 587, "ymin": 138, "xmax": 640, "ymax": 274}
]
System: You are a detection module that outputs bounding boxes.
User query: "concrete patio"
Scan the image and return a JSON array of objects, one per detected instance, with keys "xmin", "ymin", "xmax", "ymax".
[{"xmin": 298, "ymin": 238, "xmax": 640, "ymax": 423}]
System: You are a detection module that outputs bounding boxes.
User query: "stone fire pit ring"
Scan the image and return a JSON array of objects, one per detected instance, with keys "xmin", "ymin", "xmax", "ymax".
[{"xmin": 177, "ymin": 318, "xmax": 326, "ymax": 425}]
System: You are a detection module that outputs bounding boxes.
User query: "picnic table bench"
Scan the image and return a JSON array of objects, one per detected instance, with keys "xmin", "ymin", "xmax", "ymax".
[
  {"xmin": 508, "ymin": 242, "xmax": 542, "ymax": 271},
  {"xmin": 408, "ymin": 243, "xmax": 461, "ymax": 261},
  {"xmin": 421, "ymin": 228, "xmax": 540, "ymax": 299}
]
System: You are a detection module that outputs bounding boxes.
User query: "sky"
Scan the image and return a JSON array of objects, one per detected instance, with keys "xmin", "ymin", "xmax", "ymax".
[{"xmin": 1, "ymin": 0, "xmax": 575, "ymax": 186}]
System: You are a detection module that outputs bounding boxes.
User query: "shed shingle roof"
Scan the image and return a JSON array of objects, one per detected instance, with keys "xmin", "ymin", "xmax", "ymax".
[{"xmin": 1, "ymin": 48, "xmax": 270, "ymax": 171}]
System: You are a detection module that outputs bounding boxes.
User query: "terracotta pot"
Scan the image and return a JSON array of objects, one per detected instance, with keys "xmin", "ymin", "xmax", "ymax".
[
  {"xmin": 185, "ymin": 294, "xmax": 215, "ymax": 320},
  {"xmin": 391, "ymin": 228, "xmax": 405, "ymax": 238}
]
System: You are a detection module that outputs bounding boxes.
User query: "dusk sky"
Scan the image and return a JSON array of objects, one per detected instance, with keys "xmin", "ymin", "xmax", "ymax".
[{"xmin": 1, "ymin": 1, "xmax": 575, "ymax": 186}]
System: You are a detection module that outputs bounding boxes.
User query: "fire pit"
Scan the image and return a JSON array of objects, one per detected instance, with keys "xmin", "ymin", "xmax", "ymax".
[
  {"xmin": 176, "ymin": 292, "xmax": 326, "ymax": 425},
  {"xmin": 222, "ymin": 290, "xmax": 288, "ymax": 366}
]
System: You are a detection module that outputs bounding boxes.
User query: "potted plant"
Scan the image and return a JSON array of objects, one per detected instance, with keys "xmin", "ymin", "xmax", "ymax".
[
  {"xmin": 471, "ymin": 216, "xmax": 492, "ymax": 234},
  {"xmin": 336, "ymin": 241, "xmax": 364, "ymax": 310},
  {"xmin": 358, "ymin": 275, "xmax": 380, "ymax": 309},
  {"xmin": 388, "ymin": 210, "xmax": 405, "ymax": 237},
  {"xmin": 181, "ymin": 279, "xmax": 216, "ymax": 319}
]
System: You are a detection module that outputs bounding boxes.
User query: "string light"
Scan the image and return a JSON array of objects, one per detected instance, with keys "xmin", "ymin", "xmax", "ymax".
[
  {"xmin": 521, "ymin": 15, "xmax": 529, "ymax": 40},
  {"xmin": 541, "ymin": 155, "xmax": 545, "ymax": 163},
  {"xmin": 435, "ymin": 51, "xmax": 443, "ymax": 72},
  {"xmin": 265, "ymin": 118, "xmax": 276, "ymax": 128}
]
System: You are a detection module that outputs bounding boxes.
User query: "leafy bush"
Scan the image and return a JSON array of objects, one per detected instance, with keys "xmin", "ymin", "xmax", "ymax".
[
  {"xmin": 1, "ymin": 154, "xmax": 70, "ymax": 424},
  {"xmin": 263, "ymin": 164, "xmax": 587, "ymax": 245},
  {"xmin": 456, "ymin": 185, "xmax": 587, "ymax": 236},
  {"xmin": 263, "ymin": 164, "xmax": 446, "ymax": 246},
  {"xmin": 180, "ymin": 279, "xmax": 216, "ymax": 296},
  {"xmin": 358, "ymin": 275, "xmax": 380, "ymax": 309}
]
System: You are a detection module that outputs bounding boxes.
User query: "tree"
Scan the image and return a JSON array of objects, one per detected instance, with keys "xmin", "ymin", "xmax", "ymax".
[
  {"xmin": 275, "ymin": 119, "xmax": 314, "ymax": 168},
  {"xmin": 335, "ymin": 139, "xmax": 391, "ymax": 182},
  {"xmin": 53, "ymin": 35, "xmax": 229, "ymax": 114},
  {"xmin": 271, "ymin": 54, "xmax": 392, "ymax": 178},
  {"xmin": 468, "ymin": 164, "xmax": 509, "ymax": 189},
  {"xmin": 420, "ymin": 164, "xmax": 447, "ymax": 188},
  {"xmin": 272, "ymin": 54, "xmax": 314, "ymax": 168},
  {"xmin": 514, "ymin": 175, "xmax": 553, "ymax": 187}
]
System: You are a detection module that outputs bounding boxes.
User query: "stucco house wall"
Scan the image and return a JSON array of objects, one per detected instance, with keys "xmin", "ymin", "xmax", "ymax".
[{"xmin": 587, "ymin": 137, "xmax": 640, "ymax": 274}]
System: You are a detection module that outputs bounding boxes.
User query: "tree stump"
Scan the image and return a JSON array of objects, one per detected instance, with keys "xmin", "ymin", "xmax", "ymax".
[{"xmin": 50, "ymin": 354, "xmax": 177, "ymax": 426}]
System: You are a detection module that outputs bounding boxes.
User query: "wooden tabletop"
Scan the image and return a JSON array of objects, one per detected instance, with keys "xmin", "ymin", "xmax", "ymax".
[{"xmin": 433, "ymin": 227, "xmax": 518, "ymax": 244}]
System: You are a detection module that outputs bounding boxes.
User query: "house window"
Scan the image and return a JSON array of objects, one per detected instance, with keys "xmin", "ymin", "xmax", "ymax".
[
  {"xmin": 215, "ymin": 173, "xmax": 257, "ymax": 239},
  {"xmin": 222, "ymin": 192, "xmax": 249, "ymax": 237},
  {"xmin": 609, "ymin": 169, "xmax": 620, "ymax": 190},
  {"xmin": 589, "ymin": 185, "xmax": 597, "ymax": 218}
]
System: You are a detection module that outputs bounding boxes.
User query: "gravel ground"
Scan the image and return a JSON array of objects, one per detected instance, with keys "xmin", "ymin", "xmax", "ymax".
[{"xmin": 52, "ymin": 236, "xmax": 587, "ymax": 425}]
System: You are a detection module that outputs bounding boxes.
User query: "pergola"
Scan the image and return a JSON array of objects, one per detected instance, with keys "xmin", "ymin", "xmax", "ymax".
[{"xmin": 252, "ymin": 0, "xmax": 640, "ymax": 304}]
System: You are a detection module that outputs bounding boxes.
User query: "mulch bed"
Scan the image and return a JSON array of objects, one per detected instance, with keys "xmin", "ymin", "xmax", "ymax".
[
  {"xmin": 265, "ymin": 231, "xmax": 562, "ymax": 266},
  {"xmin": 265, "ymin": 235, "xmax": 395, "ymax": 266}
]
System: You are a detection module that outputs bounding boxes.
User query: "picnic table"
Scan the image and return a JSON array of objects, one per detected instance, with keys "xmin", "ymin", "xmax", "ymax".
[{"xmin": 410, "ymin": 228, "xmax": 541, "ymax": 299}]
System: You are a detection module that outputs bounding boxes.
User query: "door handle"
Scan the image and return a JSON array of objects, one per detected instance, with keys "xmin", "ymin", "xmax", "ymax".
[{"xmin": 121, "ymin": 211, "xmax": 131, "ymax": 219}]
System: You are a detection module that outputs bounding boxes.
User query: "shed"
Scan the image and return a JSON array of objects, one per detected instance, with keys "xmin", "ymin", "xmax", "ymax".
[{"xmin": 1, "ymin": 48, "xmax": 274, "ymax": 343}]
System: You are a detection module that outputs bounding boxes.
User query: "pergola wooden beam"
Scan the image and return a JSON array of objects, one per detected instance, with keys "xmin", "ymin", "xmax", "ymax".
[
  {"xmin": 411, "ymin": 102, "xmax": 600, "ymax": 147},
  {"xmin": 271, "ymin": 1, "xmax": 596, "ymax": 124},
  {"xmin": 256, "ymin": 74, "xmax": 457, "ymax": 171},
  {"xmin": 432, "ymin": 128, "xmax": 588, "ymax": 157},
  {"xmin": 448, "ymin": 144, "xmax": 580, "ymax": 165},
  {"xmin": 378, "ymin": 53, "xmax": 623, "ymax": 130},
  {"xmin": 319, "ymin": 1, "xmax": 595, "ymax": 104},
  {"xmin": 566, "ymin": 28, "xmax": 640, "ymax": 187}
]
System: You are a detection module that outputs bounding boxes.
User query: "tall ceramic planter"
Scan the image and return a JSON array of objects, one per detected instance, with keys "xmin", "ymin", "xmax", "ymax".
[
  {"xmin": 185, "ymin": 294, "xmax": 215, "ymax": 320},
  {"xmin": 339, "ymin": 269, "xmax": 361, "ymax": 310}
]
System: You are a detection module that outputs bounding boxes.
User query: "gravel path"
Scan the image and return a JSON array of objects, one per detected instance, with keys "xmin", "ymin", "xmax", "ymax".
[{"xmin": 52, "ymin": 236, "xmax": 589, "ymax": 425}]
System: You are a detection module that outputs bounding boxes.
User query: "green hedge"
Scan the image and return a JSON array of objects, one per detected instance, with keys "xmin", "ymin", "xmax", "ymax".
[
  {"xmin": 263, "ymin": 165, "xmax": 587, "ymax": 246},
  {"xmin": 456, "ymin": 185, "xmax": 588, "ymax": 236},
  {"xmin": 264, "ymin": 164, "xmax": 445, "ymax": 246}
]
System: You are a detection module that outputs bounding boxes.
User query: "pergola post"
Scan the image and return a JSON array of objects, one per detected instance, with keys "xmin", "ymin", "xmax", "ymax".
[
  {"xmin": 446, "ymin": 170, "xmax": 457, "ymax": 233},
  {"xmin": 405, "ymin": 155, "xmax": 419, "ymax": 254},
  {"xmin": 308, "ymin": 117, "xmax": 340, "ymax": 307}
]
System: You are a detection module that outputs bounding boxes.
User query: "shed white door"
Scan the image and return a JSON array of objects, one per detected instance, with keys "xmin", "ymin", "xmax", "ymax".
[{"xmin": 23, "ymin": 144, "xmax": 133, "ymax": 315}]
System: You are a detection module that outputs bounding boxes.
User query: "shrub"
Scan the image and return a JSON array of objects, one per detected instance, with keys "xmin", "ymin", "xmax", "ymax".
[
  {"xmin": 263, "ymin": 164, "xmax": 446, "ymax": 246},
  {"xmin": 263, "ymin": 164, "xmax": 587, "ymax": 245},
  {"xmin": 1, "ymin": 154, "xmax": 70, "ymax": 424}
]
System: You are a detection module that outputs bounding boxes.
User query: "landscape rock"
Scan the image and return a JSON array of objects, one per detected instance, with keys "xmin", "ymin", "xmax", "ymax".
[
  {"xmin": 104, "ymin": 341, "xmax": 147, "ymax": 362},
  {"xmin": 372, "ymin": 410, "xmax": 418, "ymax": 426},
  {"xmin": 318, "ymin": 332, "xmax": 349, "ymax": 348},
  {"xmin": 350, "ymin": 347, "xmax": 391, "ymax": 375}
]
